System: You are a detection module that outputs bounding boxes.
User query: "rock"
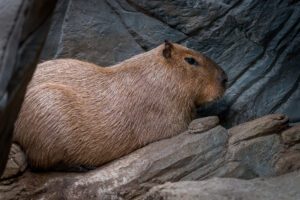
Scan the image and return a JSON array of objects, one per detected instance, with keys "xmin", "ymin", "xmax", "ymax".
[
  {"xmin": 0, "ymin": 125, "xmax": 228, "ymax": 200},
  {"xmin": 40, "ymin": 0, "xmax": 300, "ymax": 127},
  {"xmin": 1, "ymin": 144, "xmax": 27, "ymax": 180},
  {"xmin": 54, "ymin": 0, "xmax": 145, "ymax": 66},
  {"xmin": 227, "ymin": 134, "xmax": 281, "ymax": 177},
  {"xmin": 105, "ymin": 0, "xmax": 186, "ymax": 51},
  {"xmin": 226, "ymin": 114, "xmax": 300, "ymax": 177},
  {"xmin": 0, "ymin": 0, "xmax": 57, "ymax": 175},
  {"xmin": 210, "ymin": 161, "xmax": 257, "ymax": 179},
  {"xmin": 275, "ymin": 152, "xmax": 300, "ymax": 175},
  {"xmin": 141, "ymin": 170, "xmax": 300, "ymax": 200},
  {"xmin": 188, "ymin": 116, "xmax": 219, "ymax": 134},
  {"xmin": 40, "ymin": 0, "xmax": 187, "ymax": 66},
  {"xmin": 291, "ymin": 143, "xmax": 300, "ymax": 151},
  {"xmin": 1, "ymin": 115, "xmax": 299, "ymax": 199},
  {"xmin": 281, "ymin": 124, "xmax": 300, "ymax": 144},
  {"xmin": 228, "ymin": 114, "xmax": 289, "ymax": 144}
]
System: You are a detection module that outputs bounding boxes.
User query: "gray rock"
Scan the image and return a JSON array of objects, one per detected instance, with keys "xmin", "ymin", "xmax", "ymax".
[
  {"xmin": 1, "ymin": 114, "xmax": 299, "ymax": 199},
  {"xmin": 41, "ymin": 0, "xmax": 300, "ymax": 126},
  {"xmin": 141, "ymin": 170, "xmax": 300, "ymax": 200},
  {"xmin": 188, "ymin": 116, "xmax": 220, "ymax": 134},
  {"xmin": 0, "ymin": 125, "xmax": 228, "ymax": 200},
  {"xmin": 282, "ymin": 124, "xmax": 300, "ymax": 144},
  {"xmin": 1, "ymin": 144, "xmax": 27, "ymax": 180},
  {"xmin": 50, "ymin": 0, "xmax": 144, "ymax": 66},
  {"xmin": 228, "ymin": 113, "xmax": 289, "ymax": 144},
  {"xmin": 0, "ymin": 0, "xmax": 57, "ymax": 175},
  {"xmin": 105, "ymin": 0, "xmax": 186, "ymax": 50}
]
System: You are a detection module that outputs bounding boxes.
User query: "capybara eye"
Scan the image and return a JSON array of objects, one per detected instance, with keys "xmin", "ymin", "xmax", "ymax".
[{"xmin": 184, "ymin": 57, "xmax": 198, "ymax": 66}]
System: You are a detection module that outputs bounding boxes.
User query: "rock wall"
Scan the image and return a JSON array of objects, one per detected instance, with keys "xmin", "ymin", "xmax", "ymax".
[
  {"xmin": 40, "ymin": 0, "xmax": 300, "ymax": 127},
  {"xmin": 0, "ymin": 0, "xmax": 57, "ymax": 175}
]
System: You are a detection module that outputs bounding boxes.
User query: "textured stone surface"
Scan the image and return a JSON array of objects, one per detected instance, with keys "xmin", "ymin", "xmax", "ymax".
[
  {"xmin": 141, "ymin": 170, "xmax": 300, "ymax": 200},
  {"xmin": 228, "ymin": 113, "xmax": 289, "ymax": 144},
  {"xmin": 1, "ymin": 144, "xmax": 27, "ymax": 180},
  {"xmin": 1, "ymin": 0, "xmax": 299, "ymax": 198},
  {"xmin": 0, "ymin": 0, "xmax": 57, "ymax": 175},
  {"xmin": 41, "ymin": 0, "xmax": 300, "ymax": 127},
  {"xmin": 188, "ymin": 116, "xmax": 220, "ymax": 133},
  {"xmin": 1, "ymin": 115, "xmax": 299, "ymax": 199},
  {"xmin": 282, "ymin": 124, "xmax": 300, "ymax": 144}
]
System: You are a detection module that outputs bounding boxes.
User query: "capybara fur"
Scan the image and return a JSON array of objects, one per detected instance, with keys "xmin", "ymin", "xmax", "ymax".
[{"xmin": 14, "ymin": 41, "xmax": 227, "ymax": 170}]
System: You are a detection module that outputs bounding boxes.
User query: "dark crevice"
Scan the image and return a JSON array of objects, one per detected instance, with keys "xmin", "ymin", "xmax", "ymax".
[
  {"xmin": 0, "ymin": 1, "xmax": 25, "ymax": 93},
  {"xmin": 6, "ymin": 12, "xmax": 56, "ymax": 93},
  {"xmin": 19, "ymin": 2, "xmax": 59, "ymax": 49},
  {"xmin": 0, "ymin": 0, "xmax": 26, "ymax": 75},
  {"xmin": 288, "ymin": 26, "xmax": 300, "ymax": 48}
]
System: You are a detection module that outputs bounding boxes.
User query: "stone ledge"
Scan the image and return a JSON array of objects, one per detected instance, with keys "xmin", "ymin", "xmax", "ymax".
[{"xmin": 1, "ymin": 115, "xmax": 299, "ymax": 199}]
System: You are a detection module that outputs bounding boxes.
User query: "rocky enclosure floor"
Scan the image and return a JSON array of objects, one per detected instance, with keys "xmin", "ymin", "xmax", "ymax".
[{"xmin": 1, "ymin": 114, "xmax": 300, "ymax": 200}]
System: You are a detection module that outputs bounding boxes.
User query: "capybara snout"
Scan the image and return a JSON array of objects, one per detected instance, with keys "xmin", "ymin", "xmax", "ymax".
[{"xmin": 161, "ymin": 41, "xmax": 227, "ymax": 105}]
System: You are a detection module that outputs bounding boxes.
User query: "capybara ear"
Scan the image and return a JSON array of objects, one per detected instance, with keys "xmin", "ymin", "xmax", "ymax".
[{"xmin": 163, "ymin": 40, "xmax": 173, "ymax": 59}]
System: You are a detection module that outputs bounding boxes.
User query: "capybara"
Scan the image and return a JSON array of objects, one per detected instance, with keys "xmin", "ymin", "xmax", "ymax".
[{"xmin": 13, "ymin": 41, "xmax": 227, "ymax": 170}]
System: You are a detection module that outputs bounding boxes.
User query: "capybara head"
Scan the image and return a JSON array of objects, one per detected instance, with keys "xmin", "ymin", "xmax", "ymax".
[{"xmin": 159, "ymin": 40, "xmax": 227, "ymax": 106}]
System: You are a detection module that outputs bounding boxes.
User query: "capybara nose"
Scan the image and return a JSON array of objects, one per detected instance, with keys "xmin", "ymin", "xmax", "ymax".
[{"xmin": 219, "ymin": 70, "xmax": 228, "ymax": 87}]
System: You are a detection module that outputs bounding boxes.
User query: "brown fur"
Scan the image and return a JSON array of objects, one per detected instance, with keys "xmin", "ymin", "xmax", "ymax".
[{"xmin": 13, "ymin": 42, "xmax": 226, "ymax": 170}]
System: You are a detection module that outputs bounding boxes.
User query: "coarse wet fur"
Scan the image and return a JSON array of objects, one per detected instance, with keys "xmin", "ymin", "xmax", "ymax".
[{"xmin": 13, "ymin": 41, "xmax": 227, "ymax": 171}]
